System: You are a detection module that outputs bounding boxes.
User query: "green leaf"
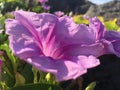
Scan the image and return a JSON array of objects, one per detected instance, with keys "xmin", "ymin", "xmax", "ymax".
[
  {"xmin": 32, "ymin": 6, "xmax": 42, "ymax": 13},
  {"xmin": 73, "ymin": 15, "xmax": 88, "ymax": 24},
  {"xmin": 97, "ymin": 16, "xmax": 104, "ymax": 22},
  {"xmin": 1, "ymin": 69, "xmax": 15, "ymax": 88},
  {"xmin": 0, "ymin": 44, "xmax": 16, "ymax": 87},
  {"xmin": 18, "ymin": 63, "xmax": 34, "ymax": 84},
  {"xmin": 104, "ymin": 18, "xmax": 119, "ymax": 30},
  {"xmin": 10, "ymin": 83, "xmax": 62, "ymax": 90},
  {"xmin": 85, "ymin": 82, "xmax": 96, "ymax": 90},
  {"xmin": 15, "ymin": 72, "xmax": 26, "ymax": 86},
  {"xmin": 0, "ymin": 16, "xmax": 5, "ymax": 29},
  {"xmin": 0, "ymin": 33, "xmax": 7, "ymax": 44},
  {"xmin": 0, "ymin": 43, "xmax": 16, "ymax": 63}
]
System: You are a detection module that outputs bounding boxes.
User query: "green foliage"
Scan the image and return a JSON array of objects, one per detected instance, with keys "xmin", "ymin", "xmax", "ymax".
[
  {"xmin": 32, "ymin": 6, "xmax": 42, "ymax": 13},
  {"xmin": 0, "ymin": 44, "xmax": 16, "ymax": 88},
  {"xmin": 0, "ymin": 0, "xmax": 25, "ymax": 14},
  {"xmin": 0, "ymin": 0, "xmax": 42, "ymax": 15},
  {"xmin": 18, "ymin": 64, "xmax": 34, "ymax": 84},
  {"xmin": 85, "ymin": 82, "xmax": 96, "ymax": 90},
  {"xmin": 1, "ymin": 69, "xmax": 16, "ymax": 88},
  {"xmin": 73, "ymin": 15, "xmax": 88, "ymax": 24},
  {"xmin": 104, "ymin": 18, "xmax": 119, "ymax": 30},
  {"xmin": 0, "ymin": 15, "xmax": 5, "ymax": 29},
  {"xmin": 73, "ymin": 15, "xmax": 120, "ymax": 31},
  {"xmin": 0, "ymin": 32, "xmax": 7, "ymax": 45},
  {"xmin": 10, "ymin": 83, "xmax": 62, "ymax": 90}
]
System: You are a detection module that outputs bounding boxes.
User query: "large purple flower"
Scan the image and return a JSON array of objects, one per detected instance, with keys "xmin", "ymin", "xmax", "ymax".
[
  {"xmin": 5, "ymin": 10, "xmax": 104, "ymax": 81},
  {"xmin": 88, "ymin": 17, "xmax": 120, "ymax": 57}
]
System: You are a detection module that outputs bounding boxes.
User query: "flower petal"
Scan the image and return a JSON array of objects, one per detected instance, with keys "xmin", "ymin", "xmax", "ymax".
[
  {"xmin": 104, "ymin": 30, "xmax": 120, "ymax": 41},
  {"xmin": 103, "ymin": 30, "xmax": 120, "ymax": 56},
  {"xmin": 25, "ymin": 55, "xmax": 99, "ymax": 81},
  {"xmin": 89, "ymin": 17, "xmax": 106, "ymax": 40},
  {"xmin": 5, "ymin": 19, "xmax": 42, "ymax": 59},
  {"xmin": 77, "ymin": 55, "xmax": 100, "ymax": 68},
  {"xmin": 25, "ymin": 56, "xmax": 87, "ymax": 81},
  {"xmin": 26, "ymin": 56, "xmax": 57, "ymax": 74},
  {"xmin": 56, "ymin": 16, "xmax": 96, "ymax": 45},
  {"xmin": 55, "ymin": 60, "xmax": 87, "ymax": 81},
  {"xmin": 101, "ymin": 39, "xmax": 116, "ymax": 54},
  {"xmin": 15, "ymin": 10, "xmax": 59, "ymax": 56},
  {"xmin": 53, "ymin": 43, "xmax": 104, "ymax": 59}
]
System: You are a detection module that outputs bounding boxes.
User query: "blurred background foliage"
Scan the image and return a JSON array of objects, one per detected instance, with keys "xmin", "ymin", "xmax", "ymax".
[
  {"xmin": 73, "ymin": 15, "xmax": 120, "ymax": 31},
  {"xmin": 0, "ymin": 0, "xmax": 44, "ymax": 15}
]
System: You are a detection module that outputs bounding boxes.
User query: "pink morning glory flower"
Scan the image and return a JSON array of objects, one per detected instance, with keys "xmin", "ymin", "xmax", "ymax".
[
  {"xmin": 5, "ymin": 10, "xmax": 104, "ymax": 81},
  {"xmin": 88, "ymin": 17, "xmax": 120, "ymax": 57}
]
